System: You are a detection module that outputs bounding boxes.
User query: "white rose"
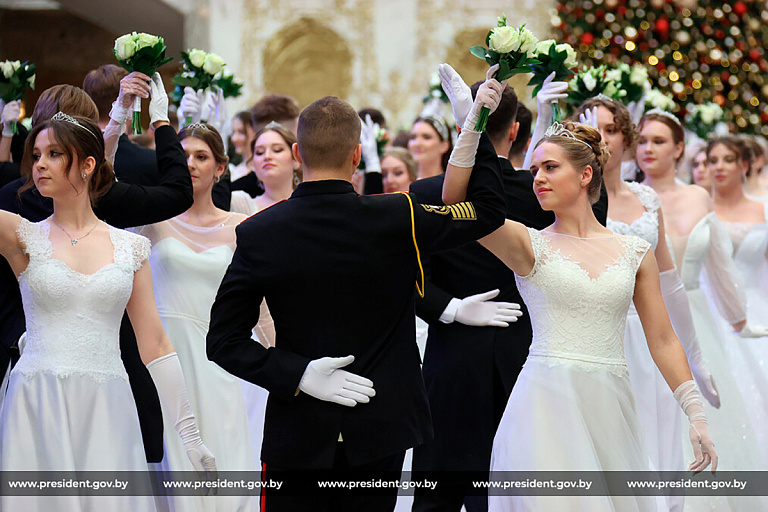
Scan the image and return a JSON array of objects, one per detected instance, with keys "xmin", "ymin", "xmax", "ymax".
[
  {"xmin": 518, "ymin": 27, "xmax": 539, "ymax": 56},
  {"xmin": 134, "ymin": 33, "xmax": 160, "ymax": 49},
  {"xmin": 27, "ymin": 74, "xmax": 35, "ymax": 87},
  {"xmin": 583, "ymin": 73, "xmax": 597, "ymax": 92},
  {"xmin": 535, "ymin": 39, "xmax": 556, "ymax": 56},
  {"xmin": 0, "ymin": 62, "xmax": 13, "ymax": 79},
  {"xmin": 489, "ymin": 26, "xmax": 520, "ymax": 54},
  {"xmin": 646, "ymin": 89, "xmax": 675, "ymax": 110},
  {"xmin": 569, "ymin": 77, "xmax": 580, "ymax": 93},
  {"xmin": 11, "ymin": 61, "xmax": 21, "ymax": 72},
  {"xmin": 203, "ymin": 53, "xmax": 226, "ymax": 75},
  {"xmin": 431, "ymin": 89, "xmax": 442, "ymax": 99},
  {"xmin": 114, "ymin": 33, "xmax": 138, "ymax": 60},
  {"xmin": 429, "ymin": 72, "xmax": 441, "ymax": 87},
  {"xmin": 188, "ymin": 49, "xmax": 207, "ymax": 68},
  {"xmin": 605, "ymin": 69, "xmax": 622, "ymax": 82},
  {"xmin": 557, "ymin": 44, "xmax": 579, "ymax": 68},
  {"xmin": 604, "ymin": 81, "xmax": 619, "ymax": 98},
  {"xmin": 629, "ymin": 65, "xmax": 648, "ymax": 86}
]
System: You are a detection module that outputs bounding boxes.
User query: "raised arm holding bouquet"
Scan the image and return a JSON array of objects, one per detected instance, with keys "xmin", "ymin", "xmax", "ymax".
[
  {"xmin": 469, "ymin": 15, "xmax": 540, "ymax": 131},
  {"xmin": 113, "ymin": 32, "xmax": 172, "ymax": 135},
  {"xmin": 528, "ymin": 40, "xmax": 578, "ymax": 123},
  {"xmin": 0, "ymin": 60, "xmax": 35, "ymax": 135},
  {"xmin": 173, "ymin": 50, "xmax": 227, "ymax": 128}
]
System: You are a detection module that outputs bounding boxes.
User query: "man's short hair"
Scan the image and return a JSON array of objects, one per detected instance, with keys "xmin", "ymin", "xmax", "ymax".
[
  {"xmin": 357, "ymin": 107, "xmax": 387, "ymax": 129},
  {"xmin": 83, "ymin": 64, "xmax": 127, "ymax": 124},
  {"xmin": 508, "ymin": 103, "xmax": 532, "ymax": 158},
  {"xmin": 470, "ymin": 81, "xmax": 518, "ymax": 145},
  {"xmin": 297, "ymin": 96, "xmax": 361, "ymax": 170},
  {"xmin": 250, "ymin": 94, "xmax": 300, "ymax": 133}
]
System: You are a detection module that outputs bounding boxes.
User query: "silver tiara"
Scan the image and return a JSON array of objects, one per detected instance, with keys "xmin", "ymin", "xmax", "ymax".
[
  {"xmin": 185, "ymin": 122, "xmax": 212, "ymax": 131},
  {"xmin": 645, "ymin": 108, "xmax": 682, "ymax": 127},
  {"xmin": 421, "ymin": 115, "xmax": 450, "ymax": 141},
  {"xmin": 596, "ymin": 93, "xmax": 617, "ymax": 103},
  {"xmin": 544, "ymin": 122, "xmax": 592, "ymax": 149},
  {"xmin": 50, "ymin": 111, "xmax": 101, "ymax": 142},
  {"xmin": 264, "ymin": 120, "xmax": 283, "ymax": 130}
]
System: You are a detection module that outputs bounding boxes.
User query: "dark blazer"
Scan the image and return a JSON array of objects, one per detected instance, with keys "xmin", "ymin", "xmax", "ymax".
[
  {"xmin": 409, "ymin": 159, "xmax": 609, "ymax": 473},
  {"xmin": 206, "ymin": 133, "xmax": 505, "ymax": 469},
  {"xmin": 0, "ymin": 124, "xmax": 193, "ymax": 462}
]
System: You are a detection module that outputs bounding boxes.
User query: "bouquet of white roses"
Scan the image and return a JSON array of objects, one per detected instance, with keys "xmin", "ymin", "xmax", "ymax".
[
  {"xmin": 685, "ymin": 102, "xmax": 724, "ymax": 139},
  {"xmin": 613, "ymin": 62, "xmax": 652, "ymax": 105},
  {"xmin": 171, "ymin": 49, "xmax": 227, "ymax": 123},
  {"xmin": 644, "ymin": 88, "xmax": 677, "ymax": 111},
  {"xmin": 113, "ymin": 32, "xmax": 172, "ymax": 134},
  {"xmin": 423, "ymin": 72, "xmax": 449, "ymax": 104},
  {"xmin": 213, "ymin": 67, "xmax": 243, "ymax": 99},
  {"xmin": 0, "ymin": 60, "xmax": 35, "ymax": 135},
  {"xmin": 528, "ymin": 40, "xmax": 578, "ymax": 122},
  {"xmin": 565, "ymin": 65, "xmax": 621, "ymax": 108},
  {"xmin": 469, "ymin": 14, "xmax": 540, "ymax": 131}
]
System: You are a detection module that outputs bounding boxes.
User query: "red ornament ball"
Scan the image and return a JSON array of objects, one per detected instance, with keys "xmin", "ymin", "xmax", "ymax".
[
  {"xmin": 750, "ymin": 49, "xmax": 762, "ymax": 61},
  {"xmin": 734, "ymin": 1, "xmax": 747, "ymax": 15},
  {"xmin": 656, "ymin": 18, "xmax": 670, "ymax": 34},
  {"xmin": 581, "ymin": 32, "xmax": 595, "ymax": 45}
]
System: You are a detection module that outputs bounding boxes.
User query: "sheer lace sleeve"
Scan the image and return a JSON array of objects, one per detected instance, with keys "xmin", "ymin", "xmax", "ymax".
[
  {"xmin": 626, "ymin": 182, "xmax": 661, "ymax": 213},
  {"xmin": 518, "ymin": 227, "xmax": 547, "ymax": 279},
  {"xmin": 701, "ymin": 214, "xmax": 747, "ymax": 324},
  {"xmin": 16, "ymin": 217, "xmax": 34, "ymax": 255},
  {"xmin": 16, "ymin": 218, "xmax": 49, "ymax": 260}
]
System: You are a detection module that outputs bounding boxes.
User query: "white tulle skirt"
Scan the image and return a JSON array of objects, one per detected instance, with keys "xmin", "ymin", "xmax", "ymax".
[
  {"xmin": 0, "ymin": 370, "xmax": 155, "ymax": 511},
  {"xmin": 489, "ymin": 357, "xmax": 657, "ymax": 512}
]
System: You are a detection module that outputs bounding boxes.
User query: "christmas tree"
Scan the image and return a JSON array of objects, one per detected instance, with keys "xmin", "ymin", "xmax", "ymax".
[{"xmin": 551, "ymin": 0, "xmax": 768, "ymax": 135}]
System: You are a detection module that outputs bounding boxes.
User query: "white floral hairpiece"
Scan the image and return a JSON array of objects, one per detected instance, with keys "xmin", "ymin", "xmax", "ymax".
[
  {"xmin": 645, "ymin": 107, "xmax": 682, "ymax": 127},
  {"xmin": 50, "ymin": 111, "xmax": 101, "ymax": 142},
  {"xmin": 544, "ymin": 122, "xmax": 592, "ymax": 149}
]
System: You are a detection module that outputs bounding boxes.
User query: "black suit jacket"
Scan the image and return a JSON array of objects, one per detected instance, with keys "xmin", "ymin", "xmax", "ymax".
[
  {"xmin": 206, "ymin": 133, "xmax": 505, "ymax": 469},
  {"xmin": 0, "ymin": 124, "xmax": 192, "ymax": 462},
  {"xmin": 409, "ymin": 159, "xmax": 608, "ymax": 471}
]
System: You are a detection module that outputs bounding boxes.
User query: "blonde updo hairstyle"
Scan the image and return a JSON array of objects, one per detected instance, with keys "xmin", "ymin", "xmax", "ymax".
[{"xmin": 534, "ymin": 121, "xmax": 609, "ymax": 204}]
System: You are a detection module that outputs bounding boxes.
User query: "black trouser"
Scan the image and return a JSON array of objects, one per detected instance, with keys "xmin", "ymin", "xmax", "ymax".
[{"xmin": 262, "ymin": 443, "xmax": 406, "ymax": 512}]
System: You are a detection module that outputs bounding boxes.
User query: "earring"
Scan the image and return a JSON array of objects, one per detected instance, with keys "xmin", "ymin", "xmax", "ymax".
[
  {"xmin": 215, "ymin": 175, "xmax": 221, "ymax": 184},
  {"xmin": 82, "ymin": 172, "xmax": 87, "ymax": 181},
  {"xmin": 293, "ymin": 168, "xmax": 301, "ymax": 187}
]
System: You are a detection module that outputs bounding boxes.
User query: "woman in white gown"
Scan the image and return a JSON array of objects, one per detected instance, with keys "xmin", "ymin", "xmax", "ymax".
[
  {"xmin": 574, "ymin": 98, "xmax": 719, "ymax": 512},
  {"xmin": 637, "ymin": 112, "xmax": 768, "ymax": 511},
  {"xmin": 135, "ymin": 123, "xmax": 258, "ymax": 512},
  {"xmin": 441, "ymin": 113, "xmax": 716, "ymax": 512},
  {"xmin": 707, "ymin": 136, "xmax": 768, "ymax": 464},
  {"xmin": 0, "ymin": 110, "xmax": 214, "ymax": 511}
]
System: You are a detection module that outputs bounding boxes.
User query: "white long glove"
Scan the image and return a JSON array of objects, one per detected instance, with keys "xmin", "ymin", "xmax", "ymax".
[
  {"xmin": 737, "ymin": 323, "xmax": 768, "ymax": 338},
  {"xmin": 659, "ymin": 269, "xmax": 720, "ymax": 408},
  {"xmin": 202, "ymin": 89, "xmax": 230, "ymax": 140},
  {"xmin": 147, "ymin": 353, "xmax": 217, "ymax": 476},
  {"xmin": 523, "ymin": 72, "xmax": 569, "ymax": 170},
  {"xmin": 448, "ymin": 65, "xmax": 505, "ymax": 169},
  {"xmin": 1, "ymin": 100, "xmax": 21, "ymax": 138},
  {"xmin": 626, "ymin": 98, "xmax": 646, "ymax": 126},
  {"xmin": 298, "ymin": 355, "xmax": 375, "ymax": 407},
  {"xmin": 438, "ymin": 63, "xmax": 473, "ymax": 128},
  {"xmin": 178, "ymin": 87, "xmax": 205, "ymax": 127},
  {"xmin": 149, "ymin": 73, "xmax": 170, "ymax": 125},
  {"xmin": 441, "ymin": 289, "xmax": 523, "ymax": 327},
  {"xmin": 578, "ymin": 106, "xmax": 599, "ymax": 129},
  {"xmin": 359, "ymin": 114, "xmax": 381, "ymax": 174},
  {"xmin": 673, "ymin": 380, "xmax": 717, "ymax": 473}
]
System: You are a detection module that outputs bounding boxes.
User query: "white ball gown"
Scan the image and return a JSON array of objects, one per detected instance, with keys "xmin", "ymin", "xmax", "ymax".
[
  {"xmin": 489, "ymin": 228, "xmax": 656, "ymax": 512},
  {"xmin": 137, "ymin": 215, "xmax": 259, "ymax": 512},
  {"xmin": 0, "ymin": 218, "xmax": 156, "ymax": 511},
  {"xmin": 607, "ymin": 182, "xmax": 685, "ymax": 512}
]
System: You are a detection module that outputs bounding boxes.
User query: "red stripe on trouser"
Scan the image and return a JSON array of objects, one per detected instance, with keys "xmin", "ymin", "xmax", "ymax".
[{"xmin": 260, "ymin": 462, "xmax": 267, "ymax": 512}]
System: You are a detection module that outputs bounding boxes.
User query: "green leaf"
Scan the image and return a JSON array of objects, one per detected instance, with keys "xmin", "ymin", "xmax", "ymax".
[{"xmin": 469, "ymin": 46, "xmax": 488, "ymax": 59}]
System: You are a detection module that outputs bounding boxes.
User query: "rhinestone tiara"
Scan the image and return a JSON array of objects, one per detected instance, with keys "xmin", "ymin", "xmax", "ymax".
[
  {"xmin": 544, "ymin": 122, "xmax": 592, "ymax": 150},
  {"xmin": 645, "ymin": 107, "xmax": 682, "ymax": 127},
  {"xmin": 421, "ymin": 115, "xmax": 450, "ymax": 141},
  {"xmin": 50, "ymin": 111, "xmax": 101, "ymax": 142}
]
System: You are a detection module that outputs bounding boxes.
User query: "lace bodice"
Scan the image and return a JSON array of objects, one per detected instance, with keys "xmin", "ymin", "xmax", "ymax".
[
  {"xmin": 516, "ymin": 228, "xmax": 650, "ymax": 375},
  {"xmin": 14, "ymin": 218, "xmax": 150, "ymax": 383},
  {"xmin": 606, "ymin": 181, "xmax": 661, "ymax": 250}
]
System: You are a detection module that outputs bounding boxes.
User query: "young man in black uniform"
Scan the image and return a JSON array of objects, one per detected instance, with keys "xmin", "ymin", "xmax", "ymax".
[
  {"xmin": 206, "ymin": 79, "xmax": 507, "ymax": 511},
  {"xmin": 409, "ymin": 68, "xmax": 608, "ymax": 512}
]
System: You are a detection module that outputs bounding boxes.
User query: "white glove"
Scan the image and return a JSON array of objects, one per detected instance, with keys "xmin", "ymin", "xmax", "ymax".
[
  {"xmin": 448, "ymin": 66, "xmax": 505, "ymax": 168},
  {"xmin": 626, "ymin": 99, "xmax": 646, "ymax": 126},
  {"xmin": 673, "ymin": 380, "xmax": 717, "ymax": 474},
  {"xmin": 298, "ymin": 355, "xmax": 375, "ymax": 407},
  {"xmin": 450, "ymin": 289, "xmax": 522, "ymax": 327},
  {"xmin": 360, "ymin": 114, "xmax": 382, "ymax": 174},
  {"xmin": 149, "ymin": 73, "xmax": 170, "ymax": 125},
  {"xmin": 2, "ymin": 100, "xmax": 21, "ymax": 137},
  {"xmin": 178, "ymin": 87, "xmax": 205, "ymax": 127},
  {"xmin": 205, "ymin": 89, "xmax": 230, "ymax": 140},
  {"xmin": 112, "ymin": 72, "xmax": 151, "ymax": 125},
  {"xmin": 438, "ymin": 63, "xmax": 472, "ymax": 128},
  {"xmin": 578, "ymin": 106, "xmax": 599, "ymax": 130},
  {"xmin": 523, "ymin": 72, "xmax": 569, "ymax": 170},
  {"xmin": 737, "ymin": 323, "xmax": 768, "ymax": 338},
  {"xmin": 146, "ymin": 353, "xmax": 217, "ymax": 476},
  {"xmin": 659, "ymin": 269, "xmax": 720, "ymax": 408}
]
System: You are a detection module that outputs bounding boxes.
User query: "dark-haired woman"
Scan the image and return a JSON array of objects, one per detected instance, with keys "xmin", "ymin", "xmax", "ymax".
[
  {"xmin": 408, "ymin": 115, "xmax": 452, "ymax": 180},
  {"xmin": 135, "ymin": 122, "xmax": 255, "ymax": 512},
  {"xmin": 0, "ymin": 110, "xmax": 214, "ymax": 511}
]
